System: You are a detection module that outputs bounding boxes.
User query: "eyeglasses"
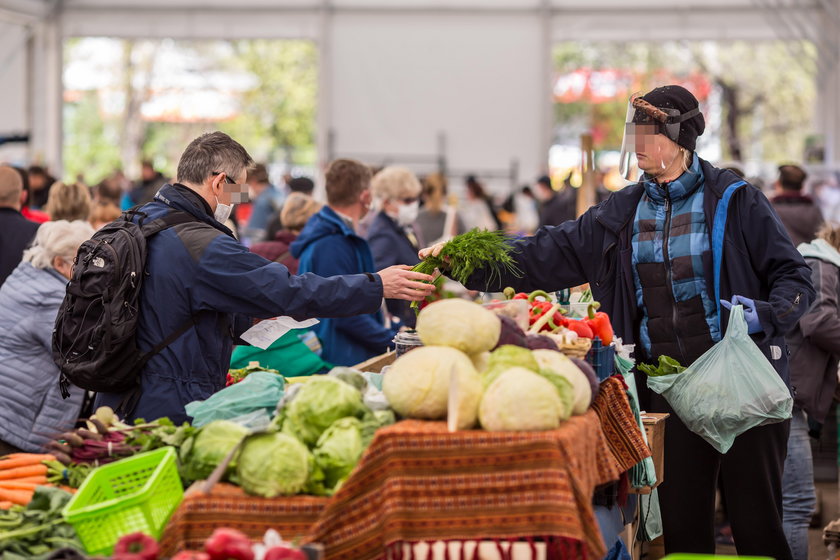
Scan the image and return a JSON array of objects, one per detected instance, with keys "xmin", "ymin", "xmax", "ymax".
[{"xmin": 212, "ymin": 171, "xmax": 237, "ymax": 185}]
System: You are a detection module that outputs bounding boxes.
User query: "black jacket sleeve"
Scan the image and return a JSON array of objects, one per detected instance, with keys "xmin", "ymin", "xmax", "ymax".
[
  {"xmin": 739, "ymin": 188, "xmax": 816, "ymax": 340},
  {"xmin": 463, "ymin": 208, "xmax": 600, "ymax": 293}
]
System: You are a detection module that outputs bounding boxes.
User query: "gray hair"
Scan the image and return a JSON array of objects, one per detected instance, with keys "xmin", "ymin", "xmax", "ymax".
[
  {"xmin": 176, "ymin": 131, "xmax": 255, "ymax": 185},
  {"xmin": 23, "ymin": 220, "xmax": 94, "ymax": 270},
  {"xmin": 371, "ymin": 166, "xmax": 422, "ymax": 201}
]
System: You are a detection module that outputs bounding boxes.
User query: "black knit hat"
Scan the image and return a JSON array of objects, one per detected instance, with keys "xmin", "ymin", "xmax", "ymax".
[{"xmin": 635, "ymin": 85, "xmax": 705, "ymax": 152}]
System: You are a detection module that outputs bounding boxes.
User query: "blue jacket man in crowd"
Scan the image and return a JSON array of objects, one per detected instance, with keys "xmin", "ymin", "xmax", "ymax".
[
  {"xmin": 292, "ymin": 159, "xmax": 406, "ymax": 366},
  {"xmin": 96, "ymin": 133, "xmax": 434, "ymax": 423},
  {"xmin": 422, "ymin": 86, "xmax": 814, "ymax": 560}
]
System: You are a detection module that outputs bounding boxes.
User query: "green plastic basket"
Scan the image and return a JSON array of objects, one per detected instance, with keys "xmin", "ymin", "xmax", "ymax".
[{"xmin": 62, "ymin": 446, "xmax": 184, "ymax": 556}]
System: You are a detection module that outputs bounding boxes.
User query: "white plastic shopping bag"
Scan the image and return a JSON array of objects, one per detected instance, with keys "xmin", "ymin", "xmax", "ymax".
[{"xmin": 647, "ymin": 305, "xmax": 792, "ymax": 453}]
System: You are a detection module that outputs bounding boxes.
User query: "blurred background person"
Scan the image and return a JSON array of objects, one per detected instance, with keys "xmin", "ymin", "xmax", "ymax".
[
  {"xmin": 416, "ymin": 172, "xmax": 465, "ymax": 245},
  {"xmin": 0, "ymin": 220, "xmax": 94, "ymax": 454},
  {"xmin": 535, "ymin": 174, "xmax": 576, "ymax": 226},
  {"xmin": 770, "ymin": 164, "xmax": 823, "ymax": 246},
  {"xmin": 11, "ymin": 166, "xmax": 49, "ymax": 224},
  {"xmin": 0, "ymin": 165, "xmax": 40, "ymax": 288},
  {"xmin": 266, "ymin": 176, "xmax": 315, "ymax": 241},
  {"xmin": 460, "ymin": 174, "xmax": 501, "ymax": 231},
  {"xmin": 232, "ymin": 192, "xmax": 330, "ymax": 377},
  {"xmin": 27, "ymin": 165, "xmax": 56, "ymax": 210},
  {"xmin": 782, "ymin": 222, "xmax": 840, "ymax": 560},
  {"xmin": 125, "ymin": 160, "xmax": 167, "ymax": 207},
  {"xmin": 250, "ymin": 191, "xmax": 322, "ymax": 274},
  {"xmin": 514, "ymin": 185, "xmax": 539, "ymax": 234},
  {"xmin": 367, "ymin": 166, "xmax": 423, "ymax": 328},
  {"xmin": 241, "ymin": 163, "xmax": 284, "ymax": 245},
  {"xmin": 89, "ymin": 200, "xmax": 123, "ymax": 230},
  {"xmin": 45, "ymin": 181, "xmax": 92, "ymax": 222}
]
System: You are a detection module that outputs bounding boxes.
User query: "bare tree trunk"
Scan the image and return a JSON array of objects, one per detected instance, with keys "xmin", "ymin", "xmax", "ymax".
[
  {"xmin": 718, "ymin": 80, "xmax": 743, "ymax": 162},
  {"xmin": 119, "ymin": 41, "xmax": 158, "ymax": 180}
]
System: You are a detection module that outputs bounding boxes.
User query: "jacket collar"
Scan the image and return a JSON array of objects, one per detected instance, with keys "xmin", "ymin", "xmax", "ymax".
[
  {"xmin": 153, "ymin": 183, "xmax": 235, "ymax": 238},
  {"xmin": 640, "ymin": 153, "xmax": 704, "ymax": 204},
  {"xmin": 594, "ymin": 156, "xmax": 745, "ymax": 234}
]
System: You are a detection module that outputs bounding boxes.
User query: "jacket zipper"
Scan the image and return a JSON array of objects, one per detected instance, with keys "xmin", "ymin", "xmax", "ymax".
[
  {"xmin": 662, "ymin": 187, "xmax": 687, "ymax": 362},
  {"xmin": 777, "ymin": 292, "xmax": 803, "ymax": 319}
]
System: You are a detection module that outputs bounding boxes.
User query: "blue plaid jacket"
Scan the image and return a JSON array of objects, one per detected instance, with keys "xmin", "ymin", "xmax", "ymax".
[{"xmin": 465, "ymin": 157, "xmax": 815, "ymax": 386}]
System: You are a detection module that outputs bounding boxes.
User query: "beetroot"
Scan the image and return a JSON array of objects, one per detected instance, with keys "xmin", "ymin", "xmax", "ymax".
[
  {"xmin": 571, "ymin": 357, "xmax": 599, "ymax": 404},
  {"xmin": 493, "ymin": 315, "xmax": 528, "ymax": 350},
  {"xmin": 525, "ymin": 334, "xmax": 558, "ymax": 351}
]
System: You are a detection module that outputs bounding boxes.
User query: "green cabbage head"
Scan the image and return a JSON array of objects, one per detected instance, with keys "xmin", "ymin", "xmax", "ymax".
[
  {"xmin": 237, "ymin": 432, "xmax": 312, "ymax": 497},
  {"xmin": 479, "ymin": 367, "xmax": 564, "ymax": 431},
  {"xmin": 181, "ymin": 420, "xmax": 249, "ymax": 482},
  {"xmin": 383, "ymin": 346, "xmax": 479, "ymax": 422},
  {"xmin": 314, "ymin": 417, "xmax": 365, "ymax": 492},
  {"xmin": 282, "ymin": 376, "xmax": 367, "ymax": 447},
  {"xmin": 416, "ymin": 299, "xmax": 501, "ymax": 354}
]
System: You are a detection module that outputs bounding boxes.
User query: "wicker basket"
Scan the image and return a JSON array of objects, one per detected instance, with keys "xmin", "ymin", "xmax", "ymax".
[{"xmin": 557, "ymin": 337, "xmax": 592, "ymax": 359}]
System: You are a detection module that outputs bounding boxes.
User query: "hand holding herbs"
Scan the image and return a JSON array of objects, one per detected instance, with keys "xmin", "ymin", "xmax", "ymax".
[
  {"xmin": 638, "ymin": 355, "xmax": 686, "ymax": 377},
  {"xmin": 412, "ymin": 229, "xmax": 521, "ymax": 310}
]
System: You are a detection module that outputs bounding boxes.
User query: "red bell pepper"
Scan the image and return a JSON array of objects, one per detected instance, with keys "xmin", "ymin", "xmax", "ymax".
[
  {"xmin": 566, "ymin": 319, "xmax": 594, "ymax": 339},
  {"xmin": 586, "ymin": 303, "xmax": 614, "ymax": 345},
  {"xmin": 513, "ymin": 292, "xmax": 529, "ymax": 300},
  {"xmin": 113, "ymin": 533, "xmax": 160, "ymax": 560},
  {"xmin": 204, "ymin": 528, "xmax": 254, "ymax": 560}
]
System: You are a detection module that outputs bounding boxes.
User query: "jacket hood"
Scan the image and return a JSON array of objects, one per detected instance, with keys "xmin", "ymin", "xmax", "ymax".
[
  {"xmin": 152, "ymin": 183, "xmax": 235, "ymax": 237},
  {"xmin": 799, "ymin": 238, "xmax": 840, "ymax": 268},
  {"xmin": 291, "ymin": 206, "xmax": 356, "ymax": 258},
  {"xmin": 3, "ymin": 261, "xmax": 66, "ymax": 306}
]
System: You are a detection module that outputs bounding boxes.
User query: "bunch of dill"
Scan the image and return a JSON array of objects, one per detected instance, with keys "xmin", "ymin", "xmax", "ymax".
[{"xmin": 411, "ymin": 229, "xmax": 521, "ymax": 309}]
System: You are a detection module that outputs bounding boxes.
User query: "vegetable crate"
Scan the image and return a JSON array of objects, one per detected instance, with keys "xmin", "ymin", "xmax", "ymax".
[
  {"xmin": 585, "ymin": 337, "xmax": 615, "ymax": 381},
  {"xmin": 63, "ymin": 446, "xmax": 184, "ymax": 556}
]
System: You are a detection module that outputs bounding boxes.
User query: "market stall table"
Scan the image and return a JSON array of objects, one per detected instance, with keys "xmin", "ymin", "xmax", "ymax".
[
  {"xmin": 160, "ymin": 483, "xmax": 328, "ymax": 556},
  {"xmin": 306, "ymin": 377, "xmax": 649, "ymax": 560}
]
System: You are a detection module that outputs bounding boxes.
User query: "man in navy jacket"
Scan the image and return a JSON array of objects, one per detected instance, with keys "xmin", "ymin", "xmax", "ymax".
[
  {"xmin": 423, "ymin": 86, "xmax": 813, "ymax": 560},
  {"xmin": 292, "ymin": 159, "xmax": 405, "ymax": 366},
  {"xmin": 96, "ymin": 133, "xmax": 433, "ymax": 423}
]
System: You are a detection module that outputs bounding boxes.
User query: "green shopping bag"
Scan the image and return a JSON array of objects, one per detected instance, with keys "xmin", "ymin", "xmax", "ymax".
[{"xmin": 646, "ymin": 305, "xmax": 792, "ymax": 453}]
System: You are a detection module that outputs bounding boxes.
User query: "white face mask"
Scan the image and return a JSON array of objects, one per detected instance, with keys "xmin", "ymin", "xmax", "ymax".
[
  {"xmin": 395, "ymin": 200, "xmax": 419, "ymax": 226},
  {"xmin": 214, "ymin": 195, "xmax": 233, "ymax": 224}
]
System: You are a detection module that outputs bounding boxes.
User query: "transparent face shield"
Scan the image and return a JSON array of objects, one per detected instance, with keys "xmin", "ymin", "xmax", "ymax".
[{"xmin": 617, "ymin": 93, "xmax": 700, "ymax": 181}]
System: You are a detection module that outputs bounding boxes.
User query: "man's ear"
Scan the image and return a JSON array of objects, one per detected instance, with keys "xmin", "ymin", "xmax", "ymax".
[{"xmin": 19, "ymin": 188, "xmax": 28, "ymax": 207}]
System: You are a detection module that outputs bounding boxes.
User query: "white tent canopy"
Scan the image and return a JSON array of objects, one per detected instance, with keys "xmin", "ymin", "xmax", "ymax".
[{"xmin": 1, "ymin": 0, "xmax": 839, "ymax": 186}]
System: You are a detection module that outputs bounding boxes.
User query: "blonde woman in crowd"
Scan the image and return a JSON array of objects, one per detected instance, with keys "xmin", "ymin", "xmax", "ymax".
[
  {"xmin": 0, "ymin": 220, "xmax": 94, "ymax": 453},
  {"xmin": 367, "ymin": 166, "xmax": 423, "ymax": 327},
  {"xmin": 45, "ymin": 181, "xmax": 92, "ymax": 222}
]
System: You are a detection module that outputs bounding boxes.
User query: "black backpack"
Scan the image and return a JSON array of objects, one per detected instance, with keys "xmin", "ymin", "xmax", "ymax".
[{"xmin": 53, "ymin": 209, "xmax": 198, "ymax": 400}]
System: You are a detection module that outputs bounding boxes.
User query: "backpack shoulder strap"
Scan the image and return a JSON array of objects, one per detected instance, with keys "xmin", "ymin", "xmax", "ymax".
[{"xmin": 139, "ymin": 210, "xmax": 197, "ymax": 237}]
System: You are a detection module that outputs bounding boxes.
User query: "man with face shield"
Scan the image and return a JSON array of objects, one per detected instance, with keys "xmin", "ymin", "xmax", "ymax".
[
  {"xmin": 94, "ymin": 133, "xmax": 435, "ymax": 424},
  {"xmin": 366, "ymin": 166, "xmax": 423, "ymax": 328},
  {"xmin": 420, "ymin": 85, "xmax": 813, "ymax": 559}
]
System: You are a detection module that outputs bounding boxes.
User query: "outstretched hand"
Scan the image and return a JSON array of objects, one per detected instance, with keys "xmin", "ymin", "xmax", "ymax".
[
  {"xmin": 378, "ymin": 265, "xmax": 436, "ymax": 301},
  {"xmin": 418, "ymin": 242, "xmax": 447, "ymax": 260}
]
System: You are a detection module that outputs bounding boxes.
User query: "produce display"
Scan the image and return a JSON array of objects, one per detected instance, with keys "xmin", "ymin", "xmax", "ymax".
[
  {"xmin": 385, "ymin": 298, "xmax": 603, "ymax": 432},
  {"xmin": 0, "ymin": 284, "xmax": 622, "ymax": 559},
  {"xmin": 0, "ymin": 486, "xmax": 80, "ymax": 558}
]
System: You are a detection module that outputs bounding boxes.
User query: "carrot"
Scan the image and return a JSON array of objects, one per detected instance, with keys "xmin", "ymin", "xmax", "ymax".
[
  {"xmin": 0, "ymin": 488, "xmax": 33, "ymax": 506},
  {"xmin": 8, "ymin": 476, "xmax": 48, "ymax": 485},
  {"xmin": 0, "ymin": 464, "xmax": 47, "ymax": 481},
  {"xmin": 0, "ymin": 501, "xmax": 12, "ymax": 509},
  {"xmin": 0, "ymin": 481, "xmax": 40, "ymax": 491},
  {"xmin": 0, "ymin": 455, "xmax": 55, "ymax": 469},
  {"xmin": 58, "ymin": 485, "xmax": 77, "ymax": 494}
]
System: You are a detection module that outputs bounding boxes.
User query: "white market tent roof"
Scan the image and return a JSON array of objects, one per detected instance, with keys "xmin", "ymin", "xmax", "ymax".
[{"xmin": 1, "ymin": 0, "xmax": 839, "ymax": 182}]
